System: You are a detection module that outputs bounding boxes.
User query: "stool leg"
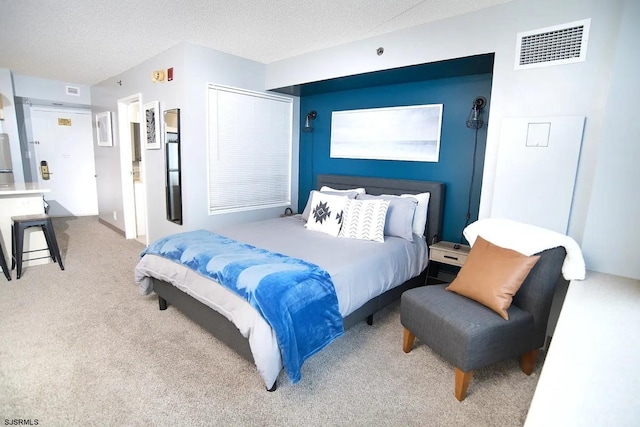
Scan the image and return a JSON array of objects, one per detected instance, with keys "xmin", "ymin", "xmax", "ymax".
[
  {"xmin": 44, "ymin": 219, "xmax": 64, "ymax": 271},
  {"xmin": 14, "ymin": 223, "xmax": 24, "ymax": 279},
  {"xmin": 0, "ymin": 245, "xmax": 10, "ymax": 281},
  {"xmin": 41, "ymin": 224, "xmax": 57, "ymax": 263},
  {"xmin": 11, "ymin": 224, "xmax": 15, "ymax": 271}
]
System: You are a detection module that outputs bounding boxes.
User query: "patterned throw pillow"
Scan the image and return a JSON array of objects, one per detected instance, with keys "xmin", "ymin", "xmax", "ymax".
[
  {"xmin": 304, "ymin": 192, "xmax": 348, "ymax": 237},
  {"xmin": 339, "ymin": 199, "xmax": 390, "ymax": 243},
  {"xmin": 301, "ymin": 190, "xmax": 360, "ymax": 221},
  {"xmin": 356, "ymin": 194, "xmax": 417, "ymax": 241}
]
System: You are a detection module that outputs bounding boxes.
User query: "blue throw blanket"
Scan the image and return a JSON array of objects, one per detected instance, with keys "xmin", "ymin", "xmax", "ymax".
[{"xmin": 141, "ymin": 230, "xmax": 344, "ymax": 383}]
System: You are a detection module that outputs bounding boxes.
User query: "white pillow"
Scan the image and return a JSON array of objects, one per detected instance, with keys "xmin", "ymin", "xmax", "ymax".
[
  {"xmin": 399, "ymin": 192, "xmax": 430, "ymax": 237},
  {"xmin": 338, "ymin": 199, "xmax": 390, "ymax": 243},
  {"xmin": 320, "ymin": 186, "xmax": 366, "ymax": 195},
  {"xmin": 304, "ymin": 192, "xmax": 348, "ymax": 237}
]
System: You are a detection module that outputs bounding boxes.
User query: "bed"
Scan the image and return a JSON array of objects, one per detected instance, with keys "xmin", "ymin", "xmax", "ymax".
[{"xmin": 135, "ymin": 174, "xmax": 445, "ymax": 390}]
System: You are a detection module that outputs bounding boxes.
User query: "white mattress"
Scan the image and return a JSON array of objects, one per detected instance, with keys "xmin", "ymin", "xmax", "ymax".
[{"xmin": 135, "ymin": 215, "xmax": 428, "ymax": 388}]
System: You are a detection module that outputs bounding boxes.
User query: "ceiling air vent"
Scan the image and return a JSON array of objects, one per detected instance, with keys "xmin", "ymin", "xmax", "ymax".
[
  {"xmin": 66, "ymin": 85, "xmax": 80, "ymax": 96},
  {"xmin": 515, "ymin": 19, "xmax": 590, "ymax": 70}
]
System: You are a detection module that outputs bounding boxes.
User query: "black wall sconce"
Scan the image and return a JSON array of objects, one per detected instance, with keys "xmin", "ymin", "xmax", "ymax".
[
  {"xmin": 459, "ymin": 96, "xmax": 488, "ymax": 247},
  {"xmin": 466, "ymin": 96, "xmax": 486, "ymax": 129},
  {"xmin": 302, "ymin": 110, "xmax": 317, "ymax": 132}
]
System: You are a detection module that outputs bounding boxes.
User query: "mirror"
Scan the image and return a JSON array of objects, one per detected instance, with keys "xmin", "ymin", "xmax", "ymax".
[{"xmin": 164, "ymin": 108, "xmax": 182, "ymax": 224}]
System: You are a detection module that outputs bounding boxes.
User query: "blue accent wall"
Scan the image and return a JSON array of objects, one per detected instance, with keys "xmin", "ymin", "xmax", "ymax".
[{"xmin": 298, "ymin": 73, "xmax": 492, "ymax": 243}]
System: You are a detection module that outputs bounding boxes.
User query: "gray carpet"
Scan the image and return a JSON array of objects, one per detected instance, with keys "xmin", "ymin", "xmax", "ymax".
[{"xmin": 0, "ymin": 216, "xmax": 543, "ymax": 426}]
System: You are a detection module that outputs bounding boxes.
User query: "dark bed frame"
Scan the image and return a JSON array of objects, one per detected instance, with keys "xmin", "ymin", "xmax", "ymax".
[{"xmin": 152, "ymin": 174, "xmax": 445, "ymax": 390}]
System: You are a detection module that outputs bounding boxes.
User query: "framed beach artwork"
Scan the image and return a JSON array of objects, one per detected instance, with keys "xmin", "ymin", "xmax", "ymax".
[
  {"xmin": 144, "ymin": 101, "xmax": 161, "ymax": 150},
  {"xmin": 330, "ymin": 104, "xmax": 443, "ymax": 162}
]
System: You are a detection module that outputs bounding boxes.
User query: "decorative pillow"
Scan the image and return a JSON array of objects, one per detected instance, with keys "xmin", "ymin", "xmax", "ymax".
[
  {"xmin": 356, "ymin": 194, "xmax": 417, "ymax": 241},
  {"xmin": 338, "ymin": 199, "xmax": 389, "ymax": 243},
  {"xmin": 301, "ymin": 190, "xmax": 360, "ymax": 221},
  {"xmin": 304, "ymin": 192, "xmax": 348, "ymax": 237},
  {"xmin": 445, "ymin": 235, "xmax": 540, "ymax": 320},
  {"xmin": 399, "ymin": 192, "xmax": 430, "ymax": 237}
]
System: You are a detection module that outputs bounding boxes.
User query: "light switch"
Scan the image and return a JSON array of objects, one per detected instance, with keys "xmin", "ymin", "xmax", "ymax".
[{"xmin": 526, "ymin": 122, "xmax": 551, "ymax": 147}]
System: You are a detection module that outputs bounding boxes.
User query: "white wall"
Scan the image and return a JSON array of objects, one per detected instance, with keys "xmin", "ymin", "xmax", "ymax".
[
  {"xmin": 265, "ymin": 0, "xmax": 637, "ymax": 278},
  {"xmin": 1, "ymin": 72, "xmax": 94, "ymax": 186},
  {"xmin": 11, "ymin": 74, "xmax": 93, "ymax": 183},
  {"xmin": 13, "ymin": 74, "xmax": 92, "ymax": 107},
  {"xmin": 580, "ymin": 0, "xmax": 640, "ymax": 279},
  {"xmin": 91, "ymin": 43, "xmax": 299, "ymax": 244},
  {"xmin": 181, "ymin": 44, "xmax": 299, "ymax": 236},
  {"xmin": 91, "ymin": 43, "xmax": 186, "ymax": 236}
]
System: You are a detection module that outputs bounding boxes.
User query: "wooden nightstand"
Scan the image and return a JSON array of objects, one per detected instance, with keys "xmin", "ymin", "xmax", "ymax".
[{"xmin": 426, "ymin": 241, "xmax": 471, "ymax": 284}]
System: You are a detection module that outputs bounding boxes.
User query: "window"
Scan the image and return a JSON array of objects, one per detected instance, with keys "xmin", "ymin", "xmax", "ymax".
[{"xmin": 207, "ymin": 85, "xmax": 293, "ymax": 214}]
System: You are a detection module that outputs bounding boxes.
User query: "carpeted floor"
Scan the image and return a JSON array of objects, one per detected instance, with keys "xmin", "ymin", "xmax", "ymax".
[{"xmin": 0, "ymin": 216, "xmax": 543, "ymax": 426}]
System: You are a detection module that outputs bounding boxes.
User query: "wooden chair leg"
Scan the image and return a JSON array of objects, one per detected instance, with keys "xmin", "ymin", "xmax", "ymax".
[
  {"xmin": 454, "ymin": 368, "xmax": 473, "ymax": 401},
  {"xmin": 402, "ymin": 328, "xmax": 416, "ymax": 353},
  {"xmin": 521, "ymin": 349, "xmax": 539, "ymax": 375}
]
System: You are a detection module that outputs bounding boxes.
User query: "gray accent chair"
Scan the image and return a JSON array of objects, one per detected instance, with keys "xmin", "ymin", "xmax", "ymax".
[{"xmin": 400, "ymin": 246, "xmax": 566, "ymax": 401}]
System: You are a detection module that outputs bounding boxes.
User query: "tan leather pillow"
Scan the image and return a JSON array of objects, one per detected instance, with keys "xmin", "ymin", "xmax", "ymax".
[{"xmin": 445, "ymin": 236, "xmax": 540, "ymax": 320}]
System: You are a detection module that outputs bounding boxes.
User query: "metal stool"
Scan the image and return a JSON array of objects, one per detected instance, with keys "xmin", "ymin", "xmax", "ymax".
[
  {"xmin": 11, "ymin": 214, "xmax": 64, "ymax": 279},
  {"xmin": 0, "ymin": 240, "xmax": 10, "ymax": 281}
]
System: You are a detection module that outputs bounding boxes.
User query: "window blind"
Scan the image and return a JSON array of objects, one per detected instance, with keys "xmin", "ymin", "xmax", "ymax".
[{"xmin": 207, "ymin": 85, "xmax": 292, "ymax": 214}]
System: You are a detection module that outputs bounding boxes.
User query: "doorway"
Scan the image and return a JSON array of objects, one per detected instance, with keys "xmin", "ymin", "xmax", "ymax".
[
  {"xmin": 30, "ymin": 107, "xmax": 98, "ymax": 216},
  {"xmin": 117, "ymin": 94, "xmax": 147, "ymax": 244}
]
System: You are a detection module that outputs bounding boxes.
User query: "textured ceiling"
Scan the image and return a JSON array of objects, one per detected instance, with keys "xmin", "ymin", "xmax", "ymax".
[{"xmin": 0, "ymin": 0, "xmax": 511, "ymax": 86}]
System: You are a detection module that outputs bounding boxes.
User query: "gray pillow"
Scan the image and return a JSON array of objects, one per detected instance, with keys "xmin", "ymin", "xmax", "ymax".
[
  {"xmin": 301, "ymin": 190, "xmax": 360, "ymax": 221},
  {"xmin": 357, "ymin": 194, "xmax": 418, "ymax": 241}
]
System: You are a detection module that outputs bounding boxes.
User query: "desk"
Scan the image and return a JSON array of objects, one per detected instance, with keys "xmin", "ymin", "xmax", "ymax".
[
  {"xmin": 525, "ymin": 272, "xmax": 640, "ymax": 426},
  {"xmin": 0, "ymin": 183, "xmax": 51, "ymax": 268}
]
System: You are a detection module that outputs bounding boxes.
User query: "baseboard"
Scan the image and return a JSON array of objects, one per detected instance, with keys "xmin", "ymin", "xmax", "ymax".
[{"xmin": 98, "ymin": 218, "xmax": 125, "ymax": 236}]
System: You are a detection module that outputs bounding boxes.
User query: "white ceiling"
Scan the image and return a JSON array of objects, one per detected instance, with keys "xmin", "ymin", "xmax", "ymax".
[{"xmin": 0, "ymin": 0, "xmax": 511, "ymax": 86}]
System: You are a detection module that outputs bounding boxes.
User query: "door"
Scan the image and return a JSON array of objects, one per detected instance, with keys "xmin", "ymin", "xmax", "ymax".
[
  {"xmin": 127, "ymin": 100, "xmax": 147, "ymax": 243},
  {"xmin": 30, "ymin": 107, "xmax": 99, "ymax": 216},
  {"xmin": 116, "ymin": 94, "xmax": 146, "ymax": 241}
]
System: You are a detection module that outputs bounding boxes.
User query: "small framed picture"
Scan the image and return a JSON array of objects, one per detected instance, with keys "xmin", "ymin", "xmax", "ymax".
[
  {"xmin": 144, "ymin": 101, "xmax": 161, "ymax": 150},
  {"xmin": 95, "ymin": 111, "xmax": 113, "ymax": 147}
]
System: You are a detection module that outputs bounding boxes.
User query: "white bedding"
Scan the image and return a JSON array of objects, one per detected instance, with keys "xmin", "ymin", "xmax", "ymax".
[{"xmin": 135, "ymin": 215, "xmax": 428, "ymax": 388}]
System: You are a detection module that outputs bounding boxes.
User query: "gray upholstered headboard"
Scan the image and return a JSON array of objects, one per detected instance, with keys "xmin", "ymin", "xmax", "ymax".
[{"xmin": 316, "ymin": 174, "xmax": 445, "ymax": 245}]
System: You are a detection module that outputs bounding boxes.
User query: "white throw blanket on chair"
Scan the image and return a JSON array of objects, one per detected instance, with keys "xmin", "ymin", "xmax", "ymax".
[{"xmin": 463, "ymin": 218, "xmax": 586, "ymax": 281}]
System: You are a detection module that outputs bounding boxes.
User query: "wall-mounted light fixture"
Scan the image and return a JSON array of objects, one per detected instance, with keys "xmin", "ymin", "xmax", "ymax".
[
  {"xmin": 459, "ymin": 96, "xmax": 488, "ymax": 247},
  {"xmin": 466, "ymin": 96, "xmax": 486, "ymax": 129},
  {"xmin": 302, "ymin": 110, "xmax": 317, "ymax": 132}
]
